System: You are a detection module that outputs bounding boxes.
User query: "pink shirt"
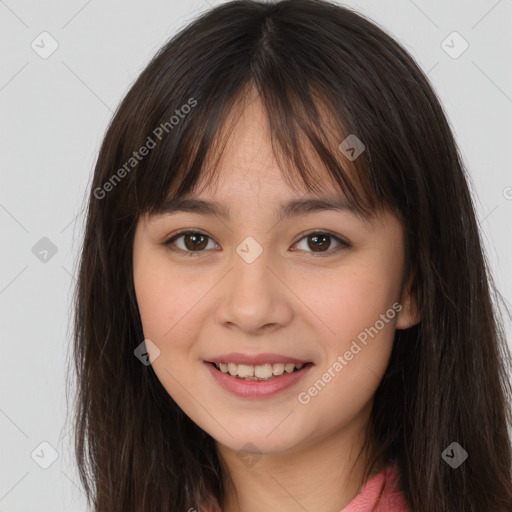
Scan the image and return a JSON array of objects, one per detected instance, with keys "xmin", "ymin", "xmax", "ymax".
[
  {"xmin": 341, "ymin": 463, "xmax": 410, "ymax": 511},
  {"xmin": 207, "ymin": 462, "xmax": 410, "ymax": 512}
]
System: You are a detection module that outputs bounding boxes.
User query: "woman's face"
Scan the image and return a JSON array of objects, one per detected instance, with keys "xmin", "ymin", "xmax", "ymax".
[{"xmin": 132, "ymin": 90, "xmax": 419, "ymax": 458}]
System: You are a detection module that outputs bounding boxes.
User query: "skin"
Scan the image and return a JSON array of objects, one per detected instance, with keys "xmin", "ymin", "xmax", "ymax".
[{"xmin": 132, "ymin": 88, "xmax": 420, "ymax": 512}]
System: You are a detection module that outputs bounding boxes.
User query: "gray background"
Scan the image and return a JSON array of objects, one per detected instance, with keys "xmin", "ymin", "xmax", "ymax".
[{"xmin": 1, "ymin": 0, "xmax": 511, "ymax": 510}]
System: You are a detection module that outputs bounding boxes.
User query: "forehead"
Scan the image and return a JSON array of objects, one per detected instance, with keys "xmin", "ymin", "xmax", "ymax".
[
  {"xmin": 150, "ymin": 85, "xmax": 381, "ymax": 227},
  {"xmin": 188, "ymin": 88, "xmax": 356, "ymax": 198}
]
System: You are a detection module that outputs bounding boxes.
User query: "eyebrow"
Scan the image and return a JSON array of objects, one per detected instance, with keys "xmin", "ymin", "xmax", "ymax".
[{"xmin": 152, "ymin": 196, "xmax": 373, "ymax": 225}]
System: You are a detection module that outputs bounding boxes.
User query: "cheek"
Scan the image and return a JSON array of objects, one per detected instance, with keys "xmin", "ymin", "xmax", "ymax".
[
  {"xmin": 305, "ymin": 264, "xmax": 399, "ymax": 342},
  {"xmin": 133, "ymin": 251, "xmax": 218, "ymax": 368},
  {"xmin": 133, "ymin": 252, "xmax": 194, "ymax": 346},
  {"xmin": 134, "ymin": 258, "xmax": 171, "ymax": 339},
  {"xmin": 299, "ymin": 261, "xmax": 400, "ymax": 404}
]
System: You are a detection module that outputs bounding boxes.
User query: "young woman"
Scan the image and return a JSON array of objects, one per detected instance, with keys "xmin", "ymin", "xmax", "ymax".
[{"xmin": 71, "ymin": 1, "xmax": 512, "ymax": 510}]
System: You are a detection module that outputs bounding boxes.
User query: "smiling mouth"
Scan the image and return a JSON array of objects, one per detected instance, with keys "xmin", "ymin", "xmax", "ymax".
[{"xmin": 209, "ymin": 361, "xmax": 313, "ymax": 380}]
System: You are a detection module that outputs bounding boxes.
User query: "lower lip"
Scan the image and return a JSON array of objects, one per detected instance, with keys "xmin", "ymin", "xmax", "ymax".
[{"xmin": 204, "ymin": 361, "xmax": 313, "ymax": 398}]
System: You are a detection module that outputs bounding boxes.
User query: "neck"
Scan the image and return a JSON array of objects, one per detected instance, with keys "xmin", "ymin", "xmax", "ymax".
[{"xmin": 216, "ymin": 402, "xmax": 381, "ymax": 512}]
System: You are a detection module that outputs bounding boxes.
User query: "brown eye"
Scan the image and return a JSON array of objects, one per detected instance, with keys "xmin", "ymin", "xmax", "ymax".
[
  {"xmin": 293, "ymin": 231, "xmax": 350, "ymax": 256},
  {"xmin": 164, "ymin": 230, "xmax": 350, "ymax": 258},
  {"xmin": 164, "ymin": 230, "xmax": 217, "ymax": 256},
  {"xmin": 307, "ymin": 233, "xmax": 331, "ymax": 252},
  {"xmin": 182, "ymin": 232, "xmax": 208, "ymax": 251}
]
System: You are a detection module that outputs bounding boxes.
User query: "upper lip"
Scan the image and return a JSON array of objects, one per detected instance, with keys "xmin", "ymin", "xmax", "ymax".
[{"xmin": 206, "ymin": 352, "xmax": 311, "ymax": 365}]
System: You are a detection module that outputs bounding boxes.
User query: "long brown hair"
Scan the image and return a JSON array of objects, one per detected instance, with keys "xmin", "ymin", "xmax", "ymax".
[{"xmin": 70, "ymin": 1, "xmax": 512, "ymax": 510}]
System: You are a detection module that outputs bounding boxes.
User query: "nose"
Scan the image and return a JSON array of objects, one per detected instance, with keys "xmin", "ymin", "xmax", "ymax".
[{"xmin": 214, "ymin": 245, "xmax": 294, "ymax": 335}]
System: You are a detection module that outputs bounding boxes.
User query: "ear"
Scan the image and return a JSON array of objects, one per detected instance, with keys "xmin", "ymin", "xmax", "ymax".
[{"xmin": 395, "ymin": 274, "xmax": 421, "ymax": 330}]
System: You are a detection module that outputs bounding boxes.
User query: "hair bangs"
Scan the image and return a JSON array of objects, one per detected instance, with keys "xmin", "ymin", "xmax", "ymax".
[{"xmin": 140, "ymin": 78, "xmax": 384, "ymax": 229}]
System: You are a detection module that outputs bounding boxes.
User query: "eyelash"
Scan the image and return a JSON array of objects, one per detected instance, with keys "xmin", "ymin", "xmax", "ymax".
[{"xmin": 162, "ymin": 229, "xmax": 350, "ymax": 258}]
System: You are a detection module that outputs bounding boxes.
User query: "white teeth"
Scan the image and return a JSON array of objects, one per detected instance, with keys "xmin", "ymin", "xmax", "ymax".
[
  {"xmin": 237, "ymin": 364, "xmax": 254, "ymax": 378},
  {"xmin": 254, "ymin": 363, "xmax": 273, "ymax": 379},
  {"xmin": 272, "ymin": 363, "xmax": 285, "ymax": 375},
  {"xmin": 213, "ymin": 361, "xmax": 307, "ymax": 380},
  {"xmin": 284, "ymin": 363, "xmax": 295, "ymax": 373}
]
